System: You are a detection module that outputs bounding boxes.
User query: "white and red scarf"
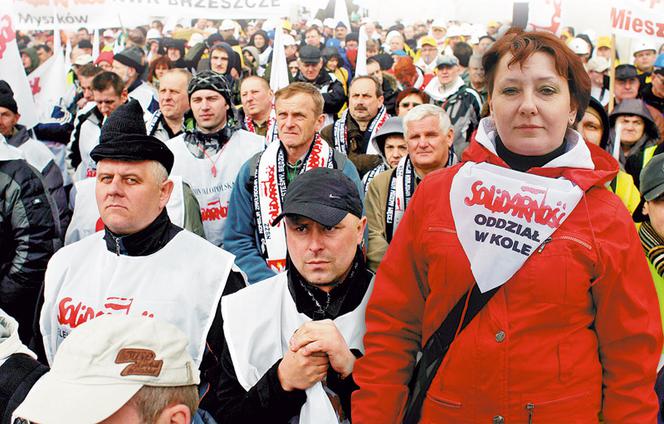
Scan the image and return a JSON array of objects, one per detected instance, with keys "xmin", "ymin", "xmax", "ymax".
[
  {"xmin": 253, "ymin": 135, "xmax": 334, "ymax": 272},
  {"xmin": 244, "ymin": 107, "xmax": 279, "ymax": 145},
  {"xmin": 333, "ymin": 106, "xmax": 389, "ymax": 156}
]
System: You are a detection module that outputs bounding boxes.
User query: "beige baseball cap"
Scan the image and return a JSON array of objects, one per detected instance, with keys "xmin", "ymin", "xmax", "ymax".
[{"xmin": 13, "ymin": 315, "xmax": 199, "ymax": 424}]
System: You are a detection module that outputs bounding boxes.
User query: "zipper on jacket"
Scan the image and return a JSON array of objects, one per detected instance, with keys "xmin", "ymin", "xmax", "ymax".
[
  {"xmin": 526, "ymin": 403, "xmax": 535, "ymax": 424},
  {"xmin": 427, "ymin": 226, "xmax": 456, "ymax": 234},
  {"xmin": 537, "ymin": 237, "xmax": 551, "ymax": 253},
  {"xmin": 557, "ymin": 235, "xmax": 592, "ymax": 250}
]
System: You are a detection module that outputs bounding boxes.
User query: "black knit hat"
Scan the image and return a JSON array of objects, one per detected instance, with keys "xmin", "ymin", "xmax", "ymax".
[
  {"xmin": 0, "ymin": 81, "xmax": 18, "ymax": 114},
  {"xmin": 90, "ymin": 99, "xmax": 174, "ymax": 173},
  {"xmin": 188, "ymin": 70, "xmax": 233, "ymax": 105},
  {"xmin": 113, "ymin": 46, "xmax": 146, "ymax": 74}
]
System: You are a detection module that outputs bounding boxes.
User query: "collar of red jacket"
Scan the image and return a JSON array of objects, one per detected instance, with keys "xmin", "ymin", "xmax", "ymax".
[{"xmin": 462, "ymin": 118, "xmax": 618, "ymax": 192}]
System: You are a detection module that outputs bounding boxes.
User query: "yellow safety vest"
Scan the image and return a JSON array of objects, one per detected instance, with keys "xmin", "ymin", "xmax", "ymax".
[
  {"xmin": 610, "ymin": 171, "xmax": 641, "ymax": 214},
  {"xmin": 644, "ymin": 145, "xmax": 657, "ymax": 168}
]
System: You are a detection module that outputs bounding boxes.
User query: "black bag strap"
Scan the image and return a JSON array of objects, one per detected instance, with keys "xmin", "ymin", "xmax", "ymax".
[{"xmin": 402, "ymin": 283, "xmax": 500, "ymax": 424}]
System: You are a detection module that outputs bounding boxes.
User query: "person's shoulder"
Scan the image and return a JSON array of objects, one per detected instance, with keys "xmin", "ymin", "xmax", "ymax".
[
  {"xmin": 369, "ymin": 166, "xmax": 395, "ymax": 189},
  {"xmin": 50, "ymin": 232, "xmax": 104, "ymax": 266},
  {"xmin": 320, "ymin": 123, "xmax": 334, "ymax": 141},
  {"xmin": 233, "ymin": 128, "xmax": 265, "ymax": 147},
  {"xmin": 171, "ymin": 230, "xmax": 236, "ymax": 260},
  {"xmin": 222, "ymin": 272, "xmax": 284, "ymax": 310}
]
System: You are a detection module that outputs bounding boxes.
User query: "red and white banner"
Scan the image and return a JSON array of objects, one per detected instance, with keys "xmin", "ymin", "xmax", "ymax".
[
  {"xmin": 527, "ymin": 0, "xmax": 563, "ymax": 34},
  {"xmin": 449, "ymin": 162, "xmax": 583, "ymax": 293},
  {"xmin": 0, "ymin": 13, "xmax": 38, "ymax": 128},
  {"xmin": 610, "ymin": 0, "xmax": 664, "ymax": 42}
]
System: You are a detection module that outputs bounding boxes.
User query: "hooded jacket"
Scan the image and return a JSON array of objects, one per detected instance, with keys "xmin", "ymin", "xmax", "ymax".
[
  {"xmin": 352, "ymin": 120, "xmax": 662, "ymax": 423},
  {"xmin": 583, "ymin": 98, "xmax": 641, "ymax": 214},
  {"xmin": 7, "ymin": 126, "xmax": 68, "ymax": 234},
  {"xmin": 610, "ymin": 99, "xmax": 661, "ymax": 187}
]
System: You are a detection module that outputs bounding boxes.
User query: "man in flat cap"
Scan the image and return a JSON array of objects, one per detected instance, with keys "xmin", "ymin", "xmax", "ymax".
[
  {"xmin": 165, "ymin": 71, "xmax": 264, "ymax": 247},
  {"xmin": 113, "ymin": 46, "xmax": 159, "ymax": 114},
  {"xmin": 37, "ymin": 100, "xmax": 246, "ymax": 414},
  {"xmin": 294, "ymin": 46, "xmax": 346, "ymax": 126},
  {"xmin": 216, "ymin": 167, "xmax": 373, "ymax": 424}
]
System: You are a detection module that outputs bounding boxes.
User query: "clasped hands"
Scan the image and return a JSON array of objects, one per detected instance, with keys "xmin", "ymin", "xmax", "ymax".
[{"xmin": 277, "ymin": 319, "xmax": 355, "ymax": 391}]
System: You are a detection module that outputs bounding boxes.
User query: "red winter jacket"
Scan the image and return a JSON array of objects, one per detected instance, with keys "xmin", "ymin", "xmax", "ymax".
[{"xmin": 352, "ymin": 133, "xmax": 662, "ymax": 423}]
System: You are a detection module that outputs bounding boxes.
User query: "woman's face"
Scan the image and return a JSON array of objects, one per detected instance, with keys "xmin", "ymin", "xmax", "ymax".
[
  {"xmin": 576, "ymin": 111, "xmax": 603, "ymax": 146},
  {"xmin": 397, "ymin": 94, "xmax": 424, "ymax": 116},
  {"xmin": 253, "ymin": 34, "xmax": 266, "ymax": 49},
  {"xmin": 154, "ymin": 64, "xmax": 169, "ymax": 80},
  {"xmin": 327, "ymin": 57, "xmax": 339, "ymax": 71},
  {"xmin": 243, "ymin": 51, "xmax": 255, "ymax": 64},
  {"xmin": 489, "ymin": 51, "xmax": 576, "ymax": 156}
]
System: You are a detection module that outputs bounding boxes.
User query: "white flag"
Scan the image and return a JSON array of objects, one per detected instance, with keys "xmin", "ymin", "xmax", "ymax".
[
  {"xmin": 269, "ymin": 20, "xmax": 290, "ymax": 92},
  {"xmin": 334, "ymin": 0, "xmax": 351, "ymax": 31},
  {"xmin": 0, "ymin": 12, "xmax": 38, "ymax": 128},
  {"xmin": 92, "ymin": 28, "xmax": 100, "ymax": 61},
  {"xmin": 355, "ymin": 25, "xmax": 368, "ymax": 76}
]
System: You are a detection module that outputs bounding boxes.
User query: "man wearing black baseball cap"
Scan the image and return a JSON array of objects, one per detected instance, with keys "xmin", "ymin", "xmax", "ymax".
[
  {"xmin": 218, "ymin": 167, "xmax": 372, "ymax": 424},
  {"xmin": 295, "ymin": 45, "xmax": 346, "ymax": 126}
]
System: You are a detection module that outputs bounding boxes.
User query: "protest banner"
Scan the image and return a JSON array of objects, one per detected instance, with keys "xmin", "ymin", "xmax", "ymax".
[{"xmin": 610, "ymin": 0, "xmax": 664, "ymax": 42}]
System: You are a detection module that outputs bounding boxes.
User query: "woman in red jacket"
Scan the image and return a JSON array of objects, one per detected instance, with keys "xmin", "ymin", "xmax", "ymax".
[{"xmin": 352, "ymin": 28, "xmax": 663, "ymax": 423}]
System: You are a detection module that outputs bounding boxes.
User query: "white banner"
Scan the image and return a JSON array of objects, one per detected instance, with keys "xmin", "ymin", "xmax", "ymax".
[
  {"xmin": 13, "ymin": 0, "xmax": 289, "ymax": 30},
  {"xmin": 0, "ymin": 12, "xmax": 39, "ymax": 128},
  {"xmin": 12, "ymin": 0, "xmax": 126, "ymax": 30},
  {"xmin": 449, "ymin": 162, "xmax": 583, "ymax": 293},
  {"xmin": 610, "ymin": 0, "xmax": 664, "ymax": 42}
]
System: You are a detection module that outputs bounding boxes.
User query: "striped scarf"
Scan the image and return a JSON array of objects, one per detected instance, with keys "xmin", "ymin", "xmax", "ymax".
[{"xmin": 639, "ymin": 220, "xmax": 664, "ymax": 277}]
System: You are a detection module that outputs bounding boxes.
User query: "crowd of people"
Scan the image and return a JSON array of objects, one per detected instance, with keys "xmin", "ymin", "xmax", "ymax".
[{"xmin": 1, "ymin": 12, "xmax": 664, "ymax": 423}]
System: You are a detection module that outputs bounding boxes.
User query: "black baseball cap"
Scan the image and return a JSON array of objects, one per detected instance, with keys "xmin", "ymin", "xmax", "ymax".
[
  {"xmin": 272, "ymin": 168, "xmax": 363, "ymax": 227},
  {"xmin": 299, "ymin": 45, "xmax": 322, "ymax": 64},
  {"xmin": 615, "ymin": 64, "xmax": 638, "ymax": 81}
]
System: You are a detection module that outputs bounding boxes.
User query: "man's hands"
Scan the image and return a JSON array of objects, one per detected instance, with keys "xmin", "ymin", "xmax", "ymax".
[{"xmin": 277, "ymin": 320, "xmax": 355, "ymax": 392}]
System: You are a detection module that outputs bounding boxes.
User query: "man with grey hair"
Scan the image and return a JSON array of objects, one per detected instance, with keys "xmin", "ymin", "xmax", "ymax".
[
  {"xmin": 146, "ymin": 69, "xmax": 192, "ymax": 142},
  {"xmin": 365, "ymin": 104, "xmax": 454, "ymax": 271},
  {"xmin": 37, "ymin": 100, "xmax": 246, "ymax": 414}
]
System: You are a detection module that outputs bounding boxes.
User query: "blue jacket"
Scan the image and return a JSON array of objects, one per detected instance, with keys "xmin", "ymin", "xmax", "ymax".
[{"xmin": 224, "ymin": 148, "xmax": 364, "ymax": 284}]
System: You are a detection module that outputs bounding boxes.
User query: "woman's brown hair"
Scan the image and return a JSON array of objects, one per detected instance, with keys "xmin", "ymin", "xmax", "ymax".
[{"xmin": 483, "ymin": 28, "xmax": 591, "ymax": 122}]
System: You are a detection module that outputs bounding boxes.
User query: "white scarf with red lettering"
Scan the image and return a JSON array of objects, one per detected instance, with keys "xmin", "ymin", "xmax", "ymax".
[
  {"xmin": 333, "ymin": 106, "xmax": 389, "ymax": 156},
  {"xmin": 449, "ymin": 118, "xmax": 590, "ymax": 293},
  {"xmin": 253, "ymin": 135, "xmax": 334, "ymax": 273}
]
